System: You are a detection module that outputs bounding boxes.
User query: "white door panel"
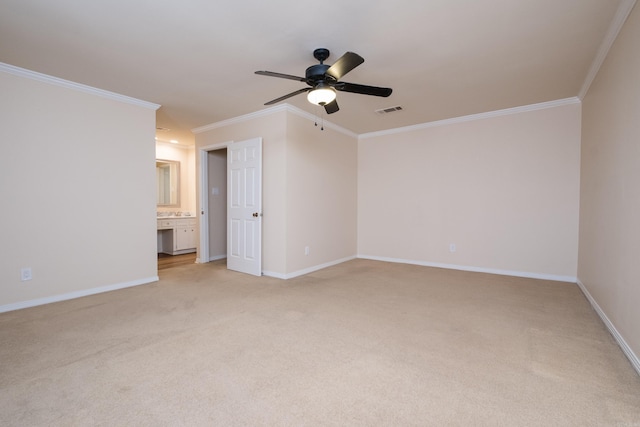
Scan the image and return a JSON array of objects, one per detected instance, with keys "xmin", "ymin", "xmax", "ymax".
[{"xmin": 227, "ymin": 138, "xmax": 262, "ymax": 276}]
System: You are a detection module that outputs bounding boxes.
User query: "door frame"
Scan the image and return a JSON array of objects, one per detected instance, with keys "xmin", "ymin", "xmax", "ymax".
[{"xmin": 197, "ymin": 141, "xmax": 231, "ymax": 264}]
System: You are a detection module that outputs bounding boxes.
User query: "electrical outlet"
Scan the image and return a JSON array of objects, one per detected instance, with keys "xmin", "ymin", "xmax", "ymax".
[
  {"xmin": 21, "ymin": 267, "xmax": 32, "ymax": 281},
  {"xmin": 449, "ymin": 244, "xmax": 456, "ymax": 253},
  {"xmin": 305, "ymin": 246, "xmax": 310, "ymax": 256}
]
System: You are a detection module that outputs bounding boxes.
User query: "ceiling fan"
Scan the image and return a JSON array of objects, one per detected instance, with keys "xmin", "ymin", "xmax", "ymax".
[{"xmin": 255, "ymin": 48, "xmax": 392, "ymax": 114}]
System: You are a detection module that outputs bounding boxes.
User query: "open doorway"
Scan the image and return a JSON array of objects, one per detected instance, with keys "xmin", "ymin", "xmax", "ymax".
[
  {"xmin": 198, "ymin": 138, "xmax": 263, "ymax": 276},
  {"xmin": 206, "ymin": 148, "xmax": 227, "ymax": 261}
]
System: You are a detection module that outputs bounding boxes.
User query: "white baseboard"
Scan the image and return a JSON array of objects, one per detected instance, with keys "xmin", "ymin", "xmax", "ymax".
[
  {"xmin": 576, "ymin": 279, "xmax": 640, "ymax": 376},
  {"xmin": 261, "ymin": 270, "xmax": 287, "ymax": 279},
  {"xmin": 357, "ymin": 255, "xmax": 577, "ymax": 283},
  {"xmin": 0, "ymin": 276, "xmax": 159, "ymax": 314},
  {"xmin": 195, "ymin": 254, "xmax": 226, "ymax": 263},
  {"xmin": 263, "ymin": 255, "xmax": 357, "ymax": 280}
]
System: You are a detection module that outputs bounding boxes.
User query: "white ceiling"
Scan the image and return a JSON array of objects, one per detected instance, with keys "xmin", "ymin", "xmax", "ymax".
[{"xmin": 0, "ymin": 0, "xmax": 634, "ymax": 144}]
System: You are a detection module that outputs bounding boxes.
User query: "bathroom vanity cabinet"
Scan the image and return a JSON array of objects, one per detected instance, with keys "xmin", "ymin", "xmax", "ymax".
[{"xmin": 157, "ymin": 217, "xmax": 197, "ymax": 255}]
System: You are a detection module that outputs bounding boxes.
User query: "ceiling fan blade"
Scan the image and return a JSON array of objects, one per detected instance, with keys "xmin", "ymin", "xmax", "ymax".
[
  {"xmin": 326, "ymin": 52, "xmax": 364, "ymax": 81},
  {"xmin": 255, "ymin": 70, "xmax": 306, "ymax": 82},
  {"xmin": 264, "ymin": 87, "xmax": 311, "ymax": 105},
  {"xmin": 324, "ymin": 99, "xmax": 339, "ymax": 114},
  {"xmin": 335, "ymin": 82, "xmax": 392, "ymax": 97}
]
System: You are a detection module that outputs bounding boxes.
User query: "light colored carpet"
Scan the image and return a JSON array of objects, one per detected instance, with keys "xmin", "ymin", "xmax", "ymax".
[{"xmin": 1, "ymin": 259, "xmax": 639, "ymax": 426}]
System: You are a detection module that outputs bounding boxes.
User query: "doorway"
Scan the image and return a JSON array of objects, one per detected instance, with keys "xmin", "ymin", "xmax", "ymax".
[
  {"xmin": 198, "ymin": 138, "xmax": 263, "ymax": 276},
  {"xmin": 198, "ymin": 141, "xmax": 229, "ymax": 264},
  {"xmin": 206, "ymin": 148, "xmax": 228, "ymax": 262}
]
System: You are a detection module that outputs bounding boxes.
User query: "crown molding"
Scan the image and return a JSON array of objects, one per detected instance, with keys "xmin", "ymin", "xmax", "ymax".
[
  {"xmin": 578, "ymin": 0, "xmax": 637, "ymax": 100},
  {"xmin": 194, "ymin": 97, "xmax": 580, "ymax": 141},
  {"xmin": 285, "ymin": 104, "xmax": 359, "ymax": 138},
  {"xmin": 192, "ymin": 104, "xmax": 288, "ymax": 133},
  {"xmin": 192, "ymin": 104, "xmax": 358, "ymax": 138},
  {"xmin": 0, "ymin": 62, "xmax": 160, "ymax": 110},
  {"xmin": 359, "ymin": 97, "xmax": 581, "ymax": 140}
]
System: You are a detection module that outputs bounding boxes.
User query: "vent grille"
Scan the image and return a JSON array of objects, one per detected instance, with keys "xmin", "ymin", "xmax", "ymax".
[
  {"xmin": 156, "ymin": 127, "xmax": 171, "ymax": 132},
  {"xmin": 375, "ymin": 105, "xmax": 404, "ymax": 115}
]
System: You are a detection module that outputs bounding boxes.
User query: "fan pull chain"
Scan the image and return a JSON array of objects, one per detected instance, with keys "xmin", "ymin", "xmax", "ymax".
[{"xmin": 313, "ymin": 105, "xmax": 325, "ymax": 131}]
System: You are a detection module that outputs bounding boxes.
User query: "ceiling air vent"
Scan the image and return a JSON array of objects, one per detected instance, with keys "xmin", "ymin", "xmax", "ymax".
[{"xmin": 375, "ymin": 105, "xmax": 403, "ymax": 115}]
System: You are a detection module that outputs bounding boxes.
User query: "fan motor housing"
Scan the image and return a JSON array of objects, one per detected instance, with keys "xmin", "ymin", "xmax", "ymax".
[{"xmin": 305, "ymin": 64, "xmax": 333, "ymax": 85}]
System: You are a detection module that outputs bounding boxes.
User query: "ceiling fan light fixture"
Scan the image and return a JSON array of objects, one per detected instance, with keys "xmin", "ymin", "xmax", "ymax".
[
  {"xmin": 257, "ymin": 49, "xmax": 392, "ymax": 114},
  {"xmin": 307, "ymin": 85, "xmax": 336, "ymax": 106}
]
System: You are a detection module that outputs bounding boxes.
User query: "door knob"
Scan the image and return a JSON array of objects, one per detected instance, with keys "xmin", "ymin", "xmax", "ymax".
[{"xmin": 252, "ymin": 212, "xmax": 259, "ymax": 217}]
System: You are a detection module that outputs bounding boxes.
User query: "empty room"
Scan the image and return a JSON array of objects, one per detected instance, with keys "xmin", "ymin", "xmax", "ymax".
[{"xmin": 1, "ymin": 1, "xmax": 639, "ymax": 425}]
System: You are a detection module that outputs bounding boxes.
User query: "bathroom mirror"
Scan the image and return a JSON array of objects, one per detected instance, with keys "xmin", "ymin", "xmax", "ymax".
[{"xmin": 156, "ymin": 159, "xmax": 180, "ymax": 206}]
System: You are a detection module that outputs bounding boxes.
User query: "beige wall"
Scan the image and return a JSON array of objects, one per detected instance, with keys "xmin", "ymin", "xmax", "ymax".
[
  {"xmin": 156, "ymin": 142, "xmax": 196, "ymax": 214},
  {"xmin": 194, "ymin": 108, "xmax": 358, "ymax": 277},
  {"xmin": 579, "ymin": 5, "xmax": 640, "ymax": 363},
  {"xmin": 285, "ymin": 113, "xmax": 358, "ymax": 274},
  {"xmin": 358, "ymin": 102, "xmax": 582, "ymax": 280},
  {"xmin": 0, "ymin": 68, "xmax": 158, "ymax": 310}
]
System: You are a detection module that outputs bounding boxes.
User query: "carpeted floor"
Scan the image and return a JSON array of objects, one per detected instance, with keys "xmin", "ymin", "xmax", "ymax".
[{"xmin": 1, "ymin": 259, "xmax": 639, "ymax": 426}]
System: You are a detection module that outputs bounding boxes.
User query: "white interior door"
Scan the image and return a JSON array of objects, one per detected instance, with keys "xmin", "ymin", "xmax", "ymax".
[{"xmin": 227, "ymin": 137, "xmax": 262, "ymax": 276}]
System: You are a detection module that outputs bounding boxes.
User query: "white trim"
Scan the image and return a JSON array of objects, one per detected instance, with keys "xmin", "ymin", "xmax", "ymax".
[
  {"xmin": 198, "ymin": 147, "xmax": 211, "ymax": 264},
  {"xmin": 199, "ymin": 141, "xmax": 232, "ymax": 151},
  {"xmin": 192, "ymin": 97, "xmax": 582, "ymax": 141},
  {"xmin": 192, "ymin": 105, "xmax": 288, "ymax": 134},
  {"xmin": 357, "ymin": 255, "xmax": 577, "ymax": 283},
  {"xmin": 0, "ymin": 62, "xmax": 160, "ymax": 110},
  {"xmin": 192, "ymin": 104, "xmax": 358, "ymax": 139},
  {"xmin": 285, "ymin": 105, "xmax": 359, "ymax": 138},
  {"xmin": 0, "ymin": 276, "xmax": 159, "ymax": 314},
  {"xmin": 209, "ymin": 254, "xmax": 226, "ymax": 262},
  {"xmin": 359, "ymin": 97, "xmax": 581, "ymax": 140},
  {"xmin": 578, "ymin": 0, "xmax": 637, "ymax": 100},
  {"xmin": 261, "ymin": 270, "xmax": 287, "ymax": 280},
  {"xmin": 263, "ymin": 255, "xmax": 357, "ymax": 280},
  {"xmin": 198, "ymin": 141, "xmax": 233, "ymax": 265},
  {"xmin": 576, "ymin": 279, "xmax": 640, "ymax": 376}
]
